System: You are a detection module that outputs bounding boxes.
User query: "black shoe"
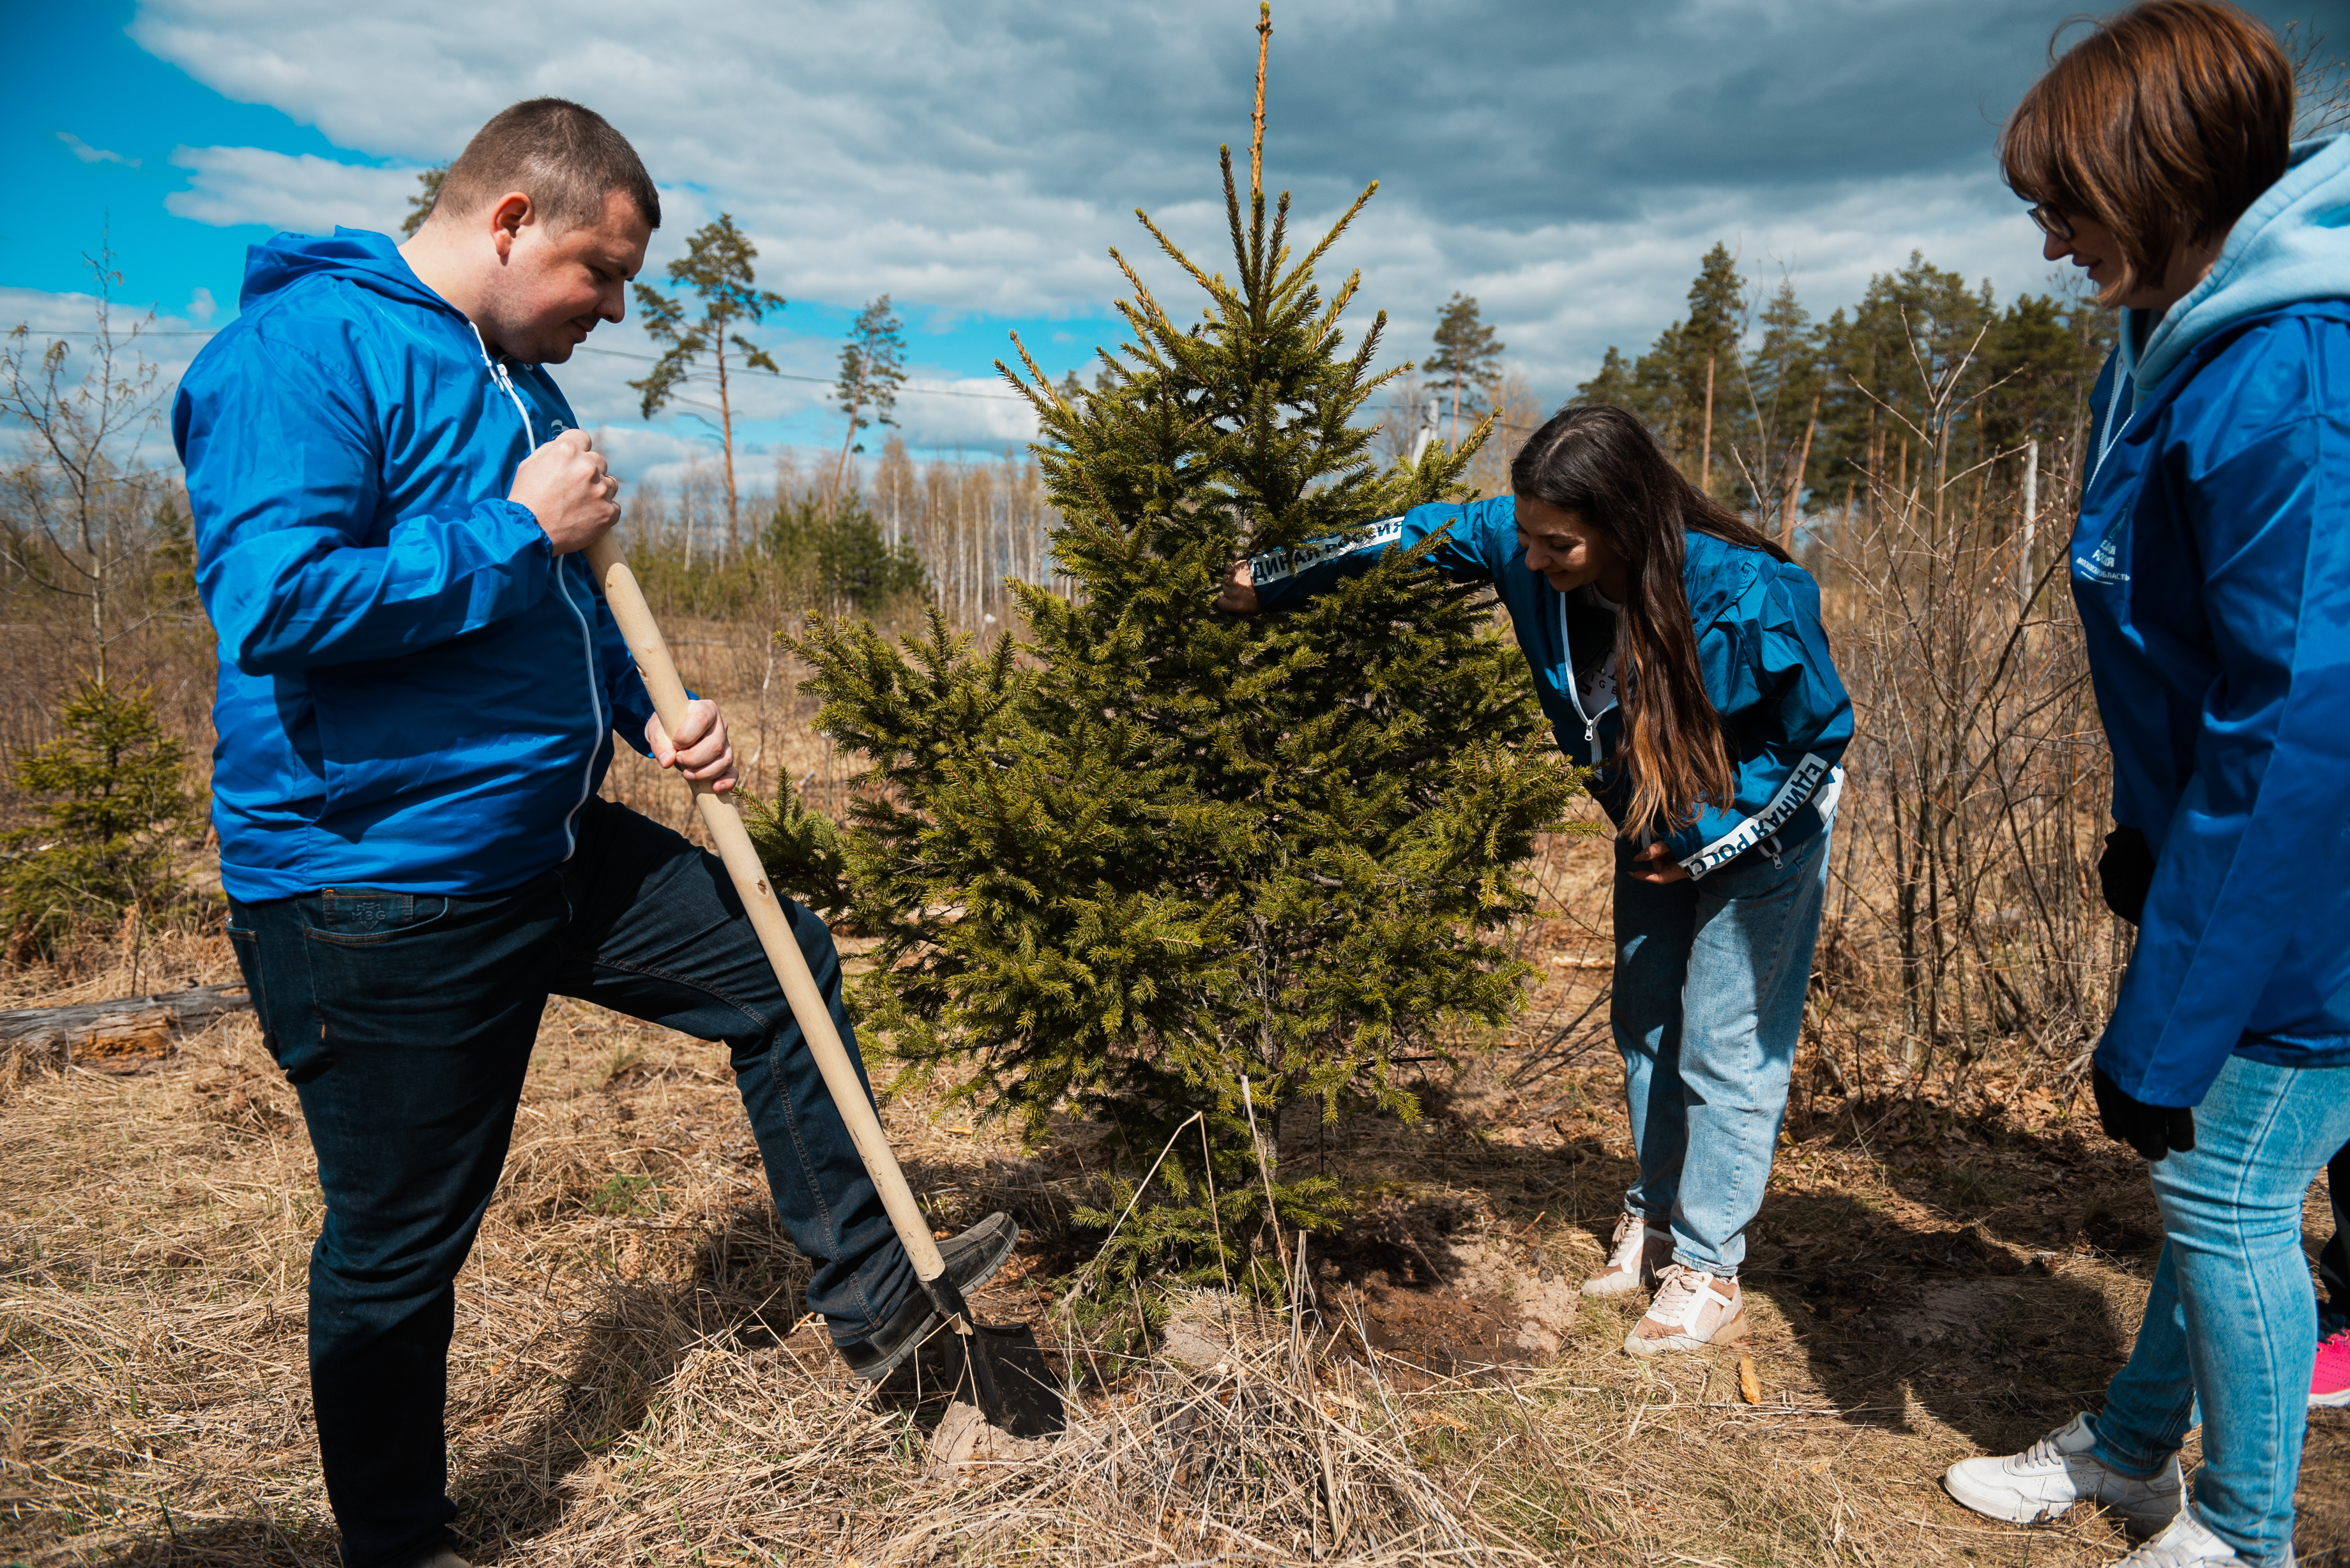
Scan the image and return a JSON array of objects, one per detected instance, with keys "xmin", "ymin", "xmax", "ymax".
[{"xmin": 837, "ymin": 1212, "xmax": 1020, "ymax": 1382}]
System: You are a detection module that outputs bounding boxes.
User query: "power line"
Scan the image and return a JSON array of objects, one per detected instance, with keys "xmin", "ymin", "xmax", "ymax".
[
  {"xmin": 15, "ymin": 326, "xmax": 1036, "ymax": 402},
  {"xmin": 573, "ymin": 343, "xmax": 1030, "ymax": 402}
]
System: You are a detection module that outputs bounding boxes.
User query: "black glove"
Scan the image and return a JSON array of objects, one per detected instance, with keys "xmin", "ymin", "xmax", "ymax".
[
  {"xmin": 2098, "ymin": 825, "xmax": 2154, "ymax": 926},
  {"xmin": 2093, "ymin": 1064, "xmax": 2195, "ymax": 1161}
]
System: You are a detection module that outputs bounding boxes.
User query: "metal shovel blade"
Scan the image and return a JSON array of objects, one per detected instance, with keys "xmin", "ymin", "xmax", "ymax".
[
  {"xmin": 959, "ymin": 1320, "xmax": 1063, "ymax": 1440},
  {"xmin": 922, "ymin": 1275, "xmax": 1064, "ymax": 1440}
]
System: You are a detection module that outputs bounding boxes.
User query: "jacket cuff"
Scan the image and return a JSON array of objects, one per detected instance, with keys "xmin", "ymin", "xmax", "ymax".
[{"xmin": 481, "ymin": 497, "xmax": 553, "ymax": 560}]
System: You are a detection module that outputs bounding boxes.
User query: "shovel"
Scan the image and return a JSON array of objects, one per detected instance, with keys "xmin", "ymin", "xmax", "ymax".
[{"xmin": 584, "ymin": 534, "xmax": 1061, "ymax": 1442}]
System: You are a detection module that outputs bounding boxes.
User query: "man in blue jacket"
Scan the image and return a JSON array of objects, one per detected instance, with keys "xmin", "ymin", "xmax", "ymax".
[{"xmin": 175, "ymin": 100, "xmax": 1012, "ymax": 1568}]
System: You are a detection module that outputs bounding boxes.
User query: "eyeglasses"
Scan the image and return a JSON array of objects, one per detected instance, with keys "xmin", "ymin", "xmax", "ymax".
[{"xmin": 2027, "ymin": 203, "xmax": 2075, "ymax": 241}]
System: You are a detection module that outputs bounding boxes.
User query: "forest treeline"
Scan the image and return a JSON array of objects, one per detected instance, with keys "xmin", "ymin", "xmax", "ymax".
[{"xmin": 1576, "ymin": 244, "xmax": 2114, "ymax": 552}]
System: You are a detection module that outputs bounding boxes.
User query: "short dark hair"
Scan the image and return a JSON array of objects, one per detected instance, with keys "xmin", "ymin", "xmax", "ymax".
[
  {"xmin": 2000, "ymin": 1, "xmax": 2291, "ymax": 301},
  {"xmin": 430, "ymin": 98, "xmax": 661, "ymax": 234}
]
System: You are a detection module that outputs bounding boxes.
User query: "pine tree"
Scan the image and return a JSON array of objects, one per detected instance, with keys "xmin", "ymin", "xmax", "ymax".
[
  {"xmin": 400, "ymin": 167, "xmax": 447, "ymax": 237},
  {"xmin": 831, "ymin": 296, "xmax": 909, "ymax": 506},
  {"xmin": 1575, "ymin": 345, "xmax": 1637, "ymax": 407},
  {"xmin": 631, "ymin": 215, "xmax": 786, "ymax": 555},
  {"xmin": 1679, "ymin": 243, "xmax": 1745, "ymax": 495},
  {"xmin": 749, "ymin": 5, "xmax": 1581, "ymax": 1300},
  {"xmin": 1428, "ymin": 292, "xmax": 1504, "ymax": 450},
  {"xmin": 765, "ymin": 492, "xmax": 927, "ymax": 615},
  {"xmin": 1745, "ymin": 278, "xmax": 1824, "ymax": 542}
]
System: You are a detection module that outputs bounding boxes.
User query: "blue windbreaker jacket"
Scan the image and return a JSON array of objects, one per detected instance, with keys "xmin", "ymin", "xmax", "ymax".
[
  {"xmin": 2073, "ymin": 134, "xmax": 2350, "ymax": 1106},
  {"xmin": 174, "ymin": 228, "xmax": 658, "ymax": 902},
  {"xmin": 1249, "ymin": 497, "xmax": 1853, "ymax": 877}
]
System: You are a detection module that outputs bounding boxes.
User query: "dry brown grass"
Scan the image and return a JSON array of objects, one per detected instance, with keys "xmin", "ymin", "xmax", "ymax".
[{"xmin": 6, "ymin": 841, "xmax": 2346, "ymax": 1567}]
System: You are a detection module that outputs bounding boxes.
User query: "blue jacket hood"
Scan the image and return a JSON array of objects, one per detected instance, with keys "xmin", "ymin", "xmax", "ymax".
[
  {"xmin": 238, "ymin": 227, "xmax": 452, "ymax": 317},
  {"xmin": 2134, "ymin": 135, "xmax": 2350, "ymax": 390}
]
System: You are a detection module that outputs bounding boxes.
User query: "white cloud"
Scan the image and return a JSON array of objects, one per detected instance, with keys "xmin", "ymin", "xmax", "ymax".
[
  {"xmin": 886, "ymin": 379, "xmax": 1040, "ymax": 452},
  {"xmin": 122, "ymin": 0, "xmax": 2145, "ymax": 405},
  {"xmin": 163, "ymin": 146, "xmax": 423, "ymax": 235},
  {"xmin": 97, "ymin": 0, "xmax": 2326, "ymax": 434},
  {"xmin": 57, "ymin": 132, "xmax": 140, "ymax": 169}
]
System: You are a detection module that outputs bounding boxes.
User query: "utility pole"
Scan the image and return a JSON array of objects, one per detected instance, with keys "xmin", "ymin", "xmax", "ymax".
[
  {"xmin": 2019, "ymin": 437, "xmax": 2040, "ymax": 608},
  {"xmin": 1699, "ymin": 354, "xmax": 1716, "ymax": 494},
  {"xmin": 1780, "ymin": 394, "xmax": 1819, "ymax": 552}
]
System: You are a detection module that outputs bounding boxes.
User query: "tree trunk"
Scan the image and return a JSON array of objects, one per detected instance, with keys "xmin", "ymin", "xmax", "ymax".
[
  {"xmin": 833, "ymin": 365, "xmax": 868, "ymax": 516},
  {"xmin": 1699, "ymin": 354, "xmax": 1716, "ymax": 495},
  {"xmin": 716, "ymin": 328, "xmax": 739, "ymax": 560},
  {"xmin": 1780, "ymin": 395, "xmax": 1819, "ymax": 551},
  {"xmin": 1, "ymin": 983, "xmax": 250, "ymax": 1073}
]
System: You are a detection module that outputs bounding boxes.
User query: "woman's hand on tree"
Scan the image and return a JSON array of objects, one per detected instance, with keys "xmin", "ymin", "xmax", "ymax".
[
  {"xmin": 1217, "ymin": 557, "xmax": 1260, "ymax": 614},
  {"xmin": 1627, "ymin": 841, "xmax": 1692, "ymax": 884}
]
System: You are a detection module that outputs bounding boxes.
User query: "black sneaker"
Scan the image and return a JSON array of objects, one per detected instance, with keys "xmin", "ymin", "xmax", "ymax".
[{"xmin": 837, "ymin": 1212, "xmax": 1020, "ymax": 1382}]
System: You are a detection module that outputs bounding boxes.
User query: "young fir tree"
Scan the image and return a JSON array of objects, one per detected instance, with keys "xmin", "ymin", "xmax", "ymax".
[
  {"xmin": 1, "ymin": 679, "xmax": 202, "ymax": 955},
  {"xmin": 750, "ymin": 10, "xmax": 1581, "ymax": 1297}
]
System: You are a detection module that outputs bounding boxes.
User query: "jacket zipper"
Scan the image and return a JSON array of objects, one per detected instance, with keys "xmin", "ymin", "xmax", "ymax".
[
  {"xmin": 1554, "ymin": 587, "xmax": 1618, "ymax": 762},
  {"xmin": 472, "ymin": 326, "xmax": 606, "ymax": 857},
  {"xmin": 2086, "ymin": 318, "xmax": 2138, "ymax": 493}
]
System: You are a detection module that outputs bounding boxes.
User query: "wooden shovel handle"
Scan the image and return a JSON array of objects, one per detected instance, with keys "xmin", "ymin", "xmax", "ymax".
[{"xmin": 583, "ymin": 536, "xmax": 949, "ymax": 1285}]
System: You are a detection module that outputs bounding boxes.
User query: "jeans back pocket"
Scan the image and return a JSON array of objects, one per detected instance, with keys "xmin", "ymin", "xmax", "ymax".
[{"xmin": 307, "ymin": 889, "xmax": 451, "ymax": 945}]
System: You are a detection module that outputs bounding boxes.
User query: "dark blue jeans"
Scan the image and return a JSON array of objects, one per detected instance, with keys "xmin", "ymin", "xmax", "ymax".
[{"xmin": 225, "ymin": 797, "xmax": 914, "ymax": 1568}]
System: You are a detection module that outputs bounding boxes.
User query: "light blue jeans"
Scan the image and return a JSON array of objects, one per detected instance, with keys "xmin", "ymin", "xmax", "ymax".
[
  {"xmin": 1611, "ymin": 829, "xmax": 1830, "ymax": 1277},
  {"xmin": 2089, "ymin": 1051, "xmax": 2350, "ymax": 1567}
]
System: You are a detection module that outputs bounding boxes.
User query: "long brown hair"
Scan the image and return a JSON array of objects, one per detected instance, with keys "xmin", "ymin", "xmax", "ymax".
[
  {"xmin": 1510, "ymin": 404, "xmax": 1789, "ymax": 840},
  {"xmin": 1999, "ymin": 1, "xmax": 2291, "ymax": 305}
]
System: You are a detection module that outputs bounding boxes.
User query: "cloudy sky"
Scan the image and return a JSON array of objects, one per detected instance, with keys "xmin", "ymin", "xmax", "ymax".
[{"xmin": 5, "ymin": 0, "xmax": 2339, "ymax": 484}]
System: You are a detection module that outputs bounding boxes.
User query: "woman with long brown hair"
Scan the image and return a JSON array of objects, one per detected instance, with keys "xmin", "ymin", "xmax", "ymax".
[
  {"xmin": 1222, "ymin": 402, "xmax": 1853, "ymax": 1357},
  {"xmin": 1938, "ymin": 4, "xmax": 2350, "ymax": 1565}
]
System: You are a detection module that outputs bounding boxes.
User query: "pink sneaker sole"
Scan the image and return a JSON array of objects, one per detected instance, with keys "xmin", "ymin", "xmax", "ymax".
[{"xmin": 2311, "ymin": 1332, "xmax": 2350, "ymax": 1409}]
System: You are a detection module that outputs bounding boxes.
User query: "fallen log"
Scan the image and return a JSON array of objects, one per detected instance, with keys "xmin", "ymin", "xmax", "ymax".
[{"xmin": 0, "ymin": 983, "xmax": 252, "ymax": 1071}]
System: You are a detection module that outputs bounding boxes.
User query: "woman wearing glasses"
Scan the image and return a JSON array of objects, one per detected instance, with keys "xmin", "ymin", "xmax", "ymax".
[{"xmin": 1938, "ymin": 4, "xmax": 2350, "ymax": 1565}]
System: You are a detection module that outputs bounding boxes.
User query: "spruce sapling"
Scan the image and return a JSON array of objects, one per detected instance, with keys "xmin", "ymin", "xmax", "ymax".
[
  {"xmin": 750, "ymin": 6, "xmax": 1582, "ymax": 1299},
  {"xmin": 1, "ymin": 679, "xmax": 202, "ymax": 958}
]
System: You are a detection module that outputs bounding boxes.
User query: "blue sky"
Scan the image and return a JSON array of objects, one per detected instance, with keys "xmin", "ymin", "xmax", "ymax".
[{"xmin": 5, "ymin": 0, "xmax": 2340, "ymax": 486}]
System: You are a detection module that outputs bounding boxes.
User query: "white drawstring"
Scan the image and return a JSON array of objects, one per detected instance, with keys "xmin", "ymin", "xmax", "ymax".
[
  {"xmin": 469, "ymin": 322, "xmax": 538, "ymax": 448},
  {"xmin": 1556, "ymin": 587, "xmax": 1617, "ymax": 762},
  {"xmin": 471, "ymin": 322, "xmax": 603, "ymax": 857}
]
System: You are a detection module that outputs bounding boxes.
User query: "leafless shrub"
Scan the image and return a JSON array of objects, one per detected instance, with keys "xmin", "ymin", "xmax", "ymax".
[{"xmin": 1816, "ymin": 319, "xmax": 2128, "ymax": 1098}]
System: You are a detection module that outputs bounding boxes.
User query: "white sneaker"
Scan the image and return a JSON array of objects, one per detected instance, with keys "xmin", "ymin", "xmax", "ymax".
[
  {"xmin": 2110, "ymin": 1505, "xmax": 2270, "ymax": 1567},
  {"xmin": 1942, "ymin": 1412, "xmax": 2181, "ymax": 1536},
  {"xmin": 1623, "ymin": 1263, "xmax": 1746, "ymax": 1355},
  {"xmin": 1582, "ymin": 1212, "xmax": 1673, "ymax": 1298}
]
